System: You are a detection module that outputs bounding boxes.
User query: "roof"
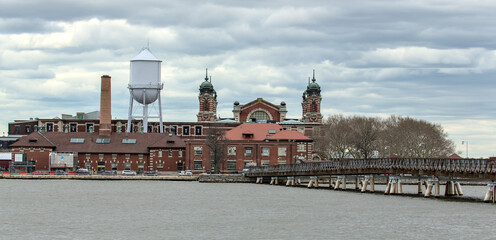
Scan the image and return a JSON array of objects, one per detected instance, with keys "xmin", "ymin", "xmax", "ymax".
[
  {"xmin": 448, "ymin": 153, "xmax": 463, "ymax": 159},
  {"xmin": 266, "ymin": 130, "xmax": 311, "ymax": 141},
  {"xmin": 131, "ymin": 48, "xmax": 161, "ymax": 62},
  {"xmin": 225, "ymin": 123, "xmax": 284, "ymax": 141},
  {"xmin": 11, "ymin": 132, "xmax": 185, "ymax": 154},
  {"xmin": 225, "ymin": 123, "xmax": 311, "ymax": 142}
]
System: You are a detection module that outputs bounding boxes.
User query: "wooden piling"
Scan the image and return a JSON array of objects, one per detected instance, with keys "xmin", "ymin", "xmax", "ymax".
[
  {"xmin": 455, "ymin": 182, "xmax": 463, "ymax": 196},
  {"xmin": 370, "ymin": 177, "xmax": 375, "ymax": 193},
  {"xmin": 361, "ymin": 180, "xmax": 369, "ymax": 192},
  {"xmin": 424, "ymin": 183, "xmax": 433, "ymax": 197},
  {"xmin": 418, "ymin": 180, "xmax": 423, "ymax": 194}
]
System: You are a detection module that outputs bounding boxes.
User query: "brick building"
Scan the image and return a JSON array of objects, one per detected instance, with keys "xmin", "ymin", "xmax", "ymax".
[{"xmin": 6, "ymin": 70, "xmax": 323, "ymax": 172}]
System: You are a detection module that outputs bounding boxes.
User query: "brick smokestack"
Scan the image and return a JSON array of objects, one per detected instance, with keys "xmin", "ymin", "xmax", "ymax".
[{"xmin": 99, "ymin": 75, "xmax": 112, "ymax": 136}]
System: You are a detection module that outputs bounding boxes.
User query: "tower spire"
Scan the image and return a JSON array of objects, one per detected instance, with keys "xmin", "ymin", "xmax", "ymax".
[
  {"xmin": 312, "ymin": 69, "xmax": 316, "ymax": 82},
  {"xmin": 205, "ymin": 68, "xmax": 209, "ymax": 81}
]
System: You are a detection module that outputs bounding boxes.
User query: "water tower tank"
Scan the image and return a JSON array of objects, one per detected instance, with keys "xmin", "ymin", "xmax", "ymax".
[{"xmin": 129, "ymin": 48, "xmax": 162, "ymax": 104}]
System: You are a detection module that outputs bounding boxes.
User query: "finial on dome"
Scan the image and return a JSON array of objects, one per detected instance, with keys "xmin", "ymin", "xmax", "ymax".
[
  {"xmin": 312, "ymin": 69, "xmax": 316, "ymax": 82},
  {"xmin": 205, "ymin": 68, "xmax": 209, "ymax": 81}
]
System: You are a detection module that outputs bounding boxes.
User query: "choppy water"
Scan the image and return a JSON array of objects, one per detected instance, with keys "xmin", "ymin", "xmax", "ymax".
[{"xmin": 1, "ymin": 180, "xmax": 495, "ymax": 240}]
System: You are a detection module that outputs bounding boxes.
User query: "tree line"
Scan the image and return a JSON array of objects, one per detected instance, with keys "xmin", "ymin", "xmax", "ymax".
[{"xmin": 313, "ymin": 115, "xmax": 455, "ymax": 159}]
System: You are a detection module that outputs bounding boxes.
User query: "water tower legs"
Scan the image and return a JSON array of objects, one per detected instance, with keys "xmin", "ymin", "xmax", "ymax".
[
  {"xmin": 158, "ymin": 90, "xmax": 163, "ymax": 133},
  {"xmin": 127, "ymin": 91, "xmax": 134, "ymax": 133}
]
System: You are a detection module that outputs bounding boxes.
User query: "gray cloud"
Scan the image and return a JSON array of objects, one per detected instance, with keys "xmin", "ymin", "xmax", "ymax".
[{"xmin": 0, "ymin": 0, "xmax": 496, "ymax": 156}]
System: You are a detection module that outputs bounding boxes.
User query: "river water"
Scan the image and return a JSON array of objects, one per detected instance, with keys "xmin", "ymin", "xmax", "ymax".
[{"xmin": 1, "ymin": 180, "xmax": 495, "ymax": 240}]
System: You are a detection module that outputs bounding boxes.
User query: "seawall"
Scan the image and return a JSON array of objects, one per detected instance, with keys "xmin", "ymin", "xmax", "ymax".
[{"xmin": 198, "ymin": 174, "xmax": 255, "ymax": 183}]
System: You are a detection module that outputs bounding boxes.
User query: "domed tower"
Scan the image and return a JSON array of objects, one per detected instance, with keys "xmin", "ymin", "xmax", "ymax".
[
  {"xmin": 197, "ymin": 68, "xmax": 218, "ymax": 121},
  {"xmin": 301, "ymin": 70, "xmax": 323, "ymax": 123}
]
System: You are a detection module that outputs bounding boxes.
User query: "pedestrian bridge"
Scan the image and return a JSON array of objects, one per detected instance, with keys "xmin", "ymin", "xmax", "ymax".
[{"xmin": 246, "ymin": 158, "xmax": 496, "ymax": 202}]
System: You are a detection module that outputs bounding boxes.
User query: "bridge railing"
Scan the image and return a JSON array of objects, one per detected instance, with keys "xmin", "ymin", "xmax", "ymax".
[{"xmin": 246, "ymin": 158, "xmax": 496, "ymax": 177}]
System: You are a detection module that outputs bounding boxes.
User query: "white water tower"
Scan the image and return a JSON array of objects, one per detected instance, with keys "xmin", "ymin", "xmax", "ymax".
[{"xmin": 126, "ymin": 48, "xmax": 164, "ymax": 133}]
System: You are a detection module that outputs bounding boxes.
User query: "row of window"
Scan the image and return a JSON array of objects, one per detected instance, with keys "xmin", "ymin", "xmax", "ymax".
[
  {"xmin": 31, "ymin": 123, "xmax": 204, "ymax": 135},
  {"xmin": 192, "ymin": 159, "xmax": 286, "ymax": 171},
  {"xmin": 157, "ymin": 150, "xmax": 183, "ymax": 157},
  {"xmin": 195, "ymin": 146, "xmax": 296, "ymax": 157}
]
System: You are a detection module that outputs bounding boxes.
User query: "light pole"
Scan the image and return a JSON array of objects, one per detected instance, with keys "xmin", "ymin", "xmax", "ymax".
[
  {"xmin": 462, "ymin": 141, "xmax": 468, "ymax": 158},
  {"xmin": 385, "ymin": 146, "xmax": 390, "ymax": 158}
]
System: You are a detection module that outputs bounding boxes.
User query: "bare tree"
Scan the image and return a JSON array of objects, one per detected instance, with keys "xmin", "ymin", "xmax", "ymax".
[
  {"xmin": 205, "ymin": 125, "xmax": 227, "ymax": 174},
  {"xmin": 315, "ymin": 115, "xmax": 455, "ymax": 159},
  {"xmin": 348, "ymin": 116, "xmax": 382, "ymax": 159},
  {"xmin": 314, "ymin": 115, "xmax": 354, "ymax": 159}
]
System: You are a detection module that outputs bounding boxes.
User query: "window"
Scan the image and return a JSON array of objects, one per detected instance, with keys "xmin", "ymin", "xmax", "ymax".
[
  {"xmin": 122, "ymin": 139, "xmax": 136, "ymax": 144},
  {"xmin": 46, "ymin": 123, "xmax": 53, "ymax": 132},
  {"xmin": 138, "ymin": 154, "xmax": 143, "ymax": 160},
  {"xmin": 245, "ymin": 147, "xmax": 253, "ymax": 156},
  {"xmin": 194, "ymin": 160, "xmax": 202, "ymax": 170},
  {"xmin": 99, "ymin": 154, "xmax": 104, "ymax": 160},
  {"xmin": 261, "ymin": 160, "xmax": 269, "ymax": 166},
  {"xmin": 228, "ymin": 147, "xmax": 236, "ymax": 156},
  {"xmin": 204, "ymin": 99, "xmax": 209, "ymax": 111},
  {"xmin": 244, "ymin": 161, "xmax": 255, "ymax": 167},
  {"xmin": 297, "ymin": 143, "xmax": 305, "ymax": 152},
  {"xmin": 70, "ymin": 138, "xmax": 85, "ymax": 144},
  {"xmin": 171, "ymin": 126, "xmax": 177, "ymax": 135},
  {"xmin": 157, "ymin": 162, "xmax": 164, "ymax": 168},
  {"xmin": 138, "ymin": 162, "xmax": 144, "ymax": 170},
  {"xmin": 86, "ymin": 124, "xmax": 93, "ymax": 132},
  {"xmin": 96, "ymin": 138, "xmax": 110, "ymax": 144},
  {"xmin": 183, "ymin": 126, "xmax": 190, "ymax": 136},
  {"xmin": 148, "ymin": 126, "xmax": 153, "ymax": 133},
  {"xmin": 14, "ymin": 126, "xmax": 20, "ymax": 134},
  {"xmin": 111, "ymin": 162, "xmax": 117, "ymax": 171},
  {"xmin": 278, "ymin": 159, "xmax": 287, "ymax": 165},
  {"xmin": 194, "ymin": 146, "xmax": 203, "ymax": 155},
  {"xmin": 179, "ymin": 151, "xmax": 183, "ymax": 157},
  {"xmin": 268, "ymin": 129, "xmax": 276, "ymax": 134},
  {"xmin": 158, "ymin": 151, "xmax": 162, "ymax": 157},
  {"xmin": 227, "ymin": 161, "xmax": 236, "ymax": 171},
  {"xmin": 195, "ymin": 126, "xmax": 202, "ymax": 135},
  {"xmin": 311, "ymin": 101, "xmax": 317, "ymax": 112},
  {"xmin": 249, "ymin": 111, "xmax": 270, "ymax": 121},
  {"xmin": 125, "ymin": 154, "xmax": 130, "ymax": 160},
  {"xmin": 86, "ymin": 154, "xmax": 91, "ymax": 159},
  {"xmin": 261, "ymin": 147, "xmax": 270, "ymax": 156},
  {"xmin": 278, "ymin": 147, "xmax": 287, "ymax": 156},
  {"xmin": 168, "ymin": 151, "xmax": 172, "ymax": 157},
  {"xmin": 112, "ymin": 154, "xmax": 117, "ymax": 159},
  {"xmin": 124, "ymin": 162, "xmax": 131, "ymax": 170},
  {"xmin": 26, "ymin": 126, "xmax": 31, "ymax": 133},
  {"xmin": 70, "ymin": 123, "xmax": 77, "ymax": 132}
]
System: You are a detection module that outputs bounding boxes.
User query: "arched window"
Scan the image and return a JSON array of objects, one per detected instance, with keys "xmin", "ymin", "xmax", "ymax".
[
  {"xmin": 311, "ymin": 101, "xmax": 317, "ymax": 112},
  {"xmin": 249, "ymin": 111, "xmax": 271, "ymax": 121},
  {"xmin": 204, "ymin": 99, "xmax": 209, "ymax": 112}
]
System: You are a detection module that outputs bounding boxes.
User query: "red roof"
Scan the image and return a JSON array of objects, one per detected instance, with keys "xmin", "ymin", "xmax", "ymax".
[
  {"xmin": 448, "ymin": 153, "xmax": 463, "ymax": 159},
  {"xmin": 266, "ymin": 130, "xmax": 311, "ymax": 141},
  {"xmin": 11, "ymin": 132, "xmax": 185, "ymax": 153},
  {"xmin": 225, "ymin": 123, "xmax": 311, "ymax": 142}
]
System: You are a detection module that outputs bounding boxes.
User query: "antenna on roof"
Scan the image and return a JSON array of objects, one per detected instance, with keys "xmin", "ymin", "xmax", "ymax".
[{"xmin": 209, "ymin": 75, "xmax": 212, "ymax": 83}]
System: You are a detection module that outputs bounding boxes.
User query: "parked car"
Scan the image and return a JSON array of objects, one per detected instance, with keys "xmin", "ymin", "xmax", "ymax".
[
  {"xmin": 76, "ymin": 168, "xmax": 90, "ymax": 175},
  {"xmin": 101, "ymin": 171, "xmax": 117, "ymax": 175},
  {"xmin": 143, "ymin": 171, "xmax": 157, "ymax": 176},
  {"xmin": 32, "ymin": 171, "xmax": 48, "ymax": 175},
  {"xmin": 242, "ymin": 168, "xmax": 250, "ymax": 174},
  {"xmin": 185, "ymin": 170, "xmax": 193, "ymax": 175},
  {"xmin": 55, "ymin": 170, "xmax": 68, "ymax": 175},
  {"xmin": 121, "ymin": 170, "xmax": 136, "ymax": 176}
]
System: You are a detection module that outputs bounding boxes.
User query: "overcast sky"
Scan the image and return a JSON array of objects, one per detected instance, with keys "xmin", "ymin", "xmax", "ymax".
[{"xmin": 0, "ymin": 0, "xmax": 495, "ymax": 157}]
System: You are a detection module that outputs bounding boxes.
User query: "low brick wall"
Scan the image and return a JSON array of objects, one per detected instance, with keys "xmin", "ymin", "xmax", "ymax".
[{"xmin": 198, "ymin": 174, "xmax": 255, "ymax": 183}]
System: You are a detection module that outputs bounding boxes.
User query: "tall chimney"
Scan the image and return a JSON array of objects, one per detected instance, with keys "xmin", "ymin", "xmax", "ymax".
[{"xmin": 99, "ymin": 75, "xmax": 112, "ymax": 136}]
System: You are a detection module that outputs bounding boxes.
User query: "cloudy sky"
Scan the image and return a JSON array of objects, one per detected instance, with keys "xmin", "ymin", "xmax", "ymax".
[{"xmin": 1, "ymin": 0, "xmax": 495, "ymax": 157}]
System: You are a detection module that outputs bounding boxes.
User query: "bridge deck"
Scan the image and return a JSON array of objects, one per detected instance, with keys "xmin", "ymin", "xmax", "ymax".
[{"xmin": 246, "ymin": 158, "xmax": 496, "ymax": 180}]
